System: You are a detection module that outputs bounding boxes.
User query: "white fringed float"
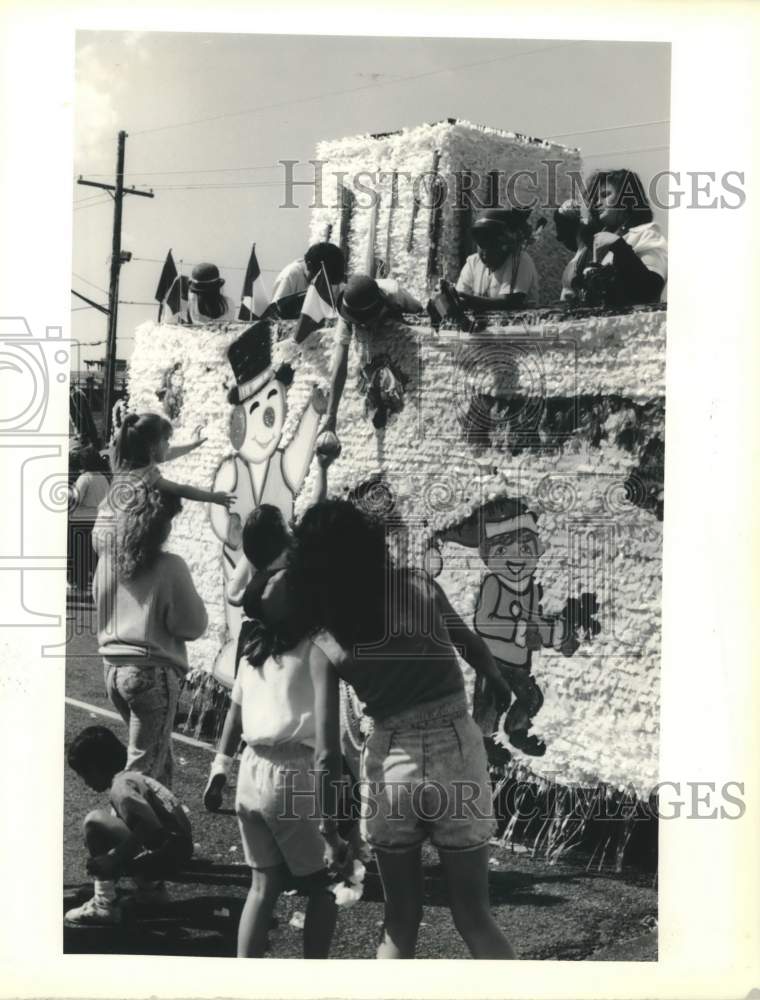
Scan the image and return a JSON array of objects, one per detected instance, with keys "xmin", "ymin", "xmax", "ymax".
[
  {"xmin": 126, "ymin": 306, "xmax": 664, "ymax": 801},
  {"xmin": 121, "ymin": 120, "xmax": 663, "ymax": 868},
  {"xmin": 309, "ymin": 118, "xmax": 582, "ymax": 305}
]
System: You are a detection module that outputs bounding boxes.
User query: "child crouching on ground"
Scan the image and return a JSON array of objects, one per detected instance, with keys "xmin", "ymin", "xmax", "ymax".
[
  {"xmin": 203, "ymin": 571, "xmax": 353, "ymax": 957},
  {"xmin": 65, "ymin": 726, "xmax": 193, "ymax": 926}
]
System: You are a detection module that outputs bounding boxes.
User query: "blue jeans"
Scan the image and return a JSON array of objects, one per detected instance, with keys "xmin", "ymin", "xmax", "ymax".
[{"xmin": 104, "ymin": 661, "xmax": 180, "ymax": 789}]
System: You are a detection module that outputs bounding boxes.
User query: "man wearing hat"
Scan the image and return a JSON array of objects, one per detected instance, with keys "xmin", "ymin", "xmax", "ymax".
[
  {"xmin": 318, "ymin": 274, "xmax": 422, "ymax": 457},
  {"xmin": 166, "ymin": 262, "xmax": 237, "ymax": 325},
  {"xmin": 455, "ymin": 208, "xmax": 539, "ymax": 311},
  {"xmin": 271, "ymin": 242, "xmax": 346, "ymax": 320}
]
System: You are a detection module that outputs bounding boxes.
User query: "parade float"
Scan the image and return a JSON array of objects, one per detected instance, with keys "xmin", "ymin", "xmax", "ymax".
[{"xmin": 122, "ymin": 121, "xmax": 664, "ymax": 868}]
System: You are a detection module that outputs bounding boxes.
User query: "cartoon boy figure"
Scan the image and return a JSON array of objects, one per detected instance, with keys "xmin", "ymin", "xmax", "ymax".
[
  {"xmin": 438, "ymin": 497, "xmax": 598, "ymax": 758},
  {"xmin": 208, "ymin": 321, "xmax": 325, "ymax": 685}
]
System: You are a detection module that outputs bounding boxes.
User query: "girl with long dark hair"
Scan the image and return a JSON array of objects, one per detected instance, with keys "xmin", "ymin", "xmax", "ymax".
[
  {"xmin": 290, "ymin": 499, "xmax": 517, "ymax": 959},
  {"xmin": 558, "ymin": 169, "xmax": 667, "ymax": 305}
]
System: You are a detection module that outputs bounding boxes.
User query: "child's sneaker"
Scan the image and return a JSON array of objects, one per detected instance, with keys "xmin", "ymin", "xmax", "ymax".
[{"xmin": 64, "ymin": 895, "xmax": 122, "ymax": 926}]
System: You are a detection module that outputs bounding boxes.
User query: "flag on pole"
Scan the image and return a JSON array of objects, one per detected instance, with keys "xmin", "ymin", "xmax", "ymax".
[
  {"xmin": 155, "ymin": 250, "xmax": 178, "ymax": 320},
  {"xmin": 165, "ymin": 274, "xmax": 190, "ymax": 322},
  {"xmin": 238, "ymin": 244, "xmax": 270, "ymax": 320},
  {"xmin": 293, "ymin": 264, "xmax": 337, "ymax": 344}
]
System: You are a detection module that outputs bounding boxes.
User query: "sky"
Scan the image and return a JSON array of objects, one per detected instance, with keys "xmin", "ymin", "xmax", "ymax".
[{"xmin": 72, "ymin": 32, "xmax": 670, "ymax": 364}]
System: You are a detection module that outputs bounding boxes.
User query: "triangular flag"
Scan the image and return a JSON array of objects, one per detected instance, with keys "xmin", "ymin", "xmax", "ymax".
[
  {"xmin": 164, "ymin": 274, "xmax": 190, "ymax": 323},
  {"xmin": 293, "ymin": 265, "xmax": 336, "ymax": 343},
  {"xmin": 238, "ymin": 244, "xmax": 271, "ymax": 320},
  {"xmin": 155, "ymin": 250, "xmax": 178, "ymax": 320}
]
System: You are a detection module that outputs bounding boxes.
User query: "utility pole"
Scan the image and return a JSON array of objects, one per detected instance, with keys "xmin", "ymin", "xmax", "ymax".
[{"xmin": 77, "ymin": 130, "xmax": 154, "ymax": 440}]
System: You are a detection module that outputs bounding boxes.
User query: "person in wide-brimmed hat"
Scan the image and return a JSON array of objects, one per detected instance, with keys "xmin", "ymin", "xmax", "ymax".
[
  {"xmin": 455, "ymin": 207, "xmax": 539, "ymax": 311},
  {"xmin": 318, "ymin": 274, "xmax": 422, "ymax": 460},
  {"xmin": 166, "ymin": 262, "xmax": 237, "ymax": 326}
]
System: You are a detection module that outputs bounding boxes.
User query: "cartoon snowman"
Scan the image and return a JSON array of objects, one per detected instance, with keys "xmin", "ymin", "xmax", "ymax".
[{"xmin": 208, "ymin": 321, "xmax": 326, "ymax": 685}]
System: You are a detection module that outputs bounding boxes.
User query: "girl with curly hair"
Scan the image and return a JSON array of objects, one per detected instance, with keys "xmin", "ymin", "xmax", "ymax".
[
  {"xmin": 288, "ymin": 499, "xmax": 517, "ymax": 960},
  {"xmin": 95, "ymin": 489, "xmax": 207, "ymax": 788}
]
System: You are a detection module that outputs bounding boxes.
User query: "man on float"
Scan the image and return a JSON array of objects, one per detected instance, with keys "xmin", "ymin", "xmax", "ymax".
[
  {"xmin": 318, "ymin": 274, "xmax": 423, "ymax": 458},
  {"xmin": 271, "ymin": 242, "xmax": 346, "ymax": 320},
  {"xmin": 455, "ymin": 208, "xmax": 539, "ymax": 311}
]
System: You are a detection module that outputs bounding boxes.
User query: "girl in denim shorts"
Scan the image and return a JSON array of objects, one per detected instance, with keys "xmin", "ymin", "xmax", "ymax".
[{"xmin": 291, "ymin": 499, "xmax": 516, "ymax": 960}]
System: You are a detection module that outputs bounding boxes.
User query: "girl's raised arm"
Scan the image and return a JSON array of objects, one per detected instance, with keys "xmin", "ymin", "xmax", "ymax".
[{"xmin": 155, "ymin": 474, "xmax": 235, "ymax": 508}]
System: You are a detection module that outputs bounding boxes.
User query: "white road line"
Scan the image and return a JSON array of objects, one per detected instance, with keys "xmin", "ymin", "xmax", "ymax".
[{"xmin": 64, "ymin": 696, "xmax": 215, "ymax": 753}]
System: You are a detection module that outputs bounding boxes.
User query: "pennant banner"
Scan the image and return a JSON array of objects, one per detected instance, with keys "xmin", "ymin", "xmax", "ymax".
[
  {"xmin": 293, "ymin": 265, "xmax": 336, "ymax": 343},
  {"xmin": 155, "ymin": 249, "xmax": 178, "ymax": 321},
  {"xmin": 238, "ymin": 243, "xmax": 271, "ymax": 321}
]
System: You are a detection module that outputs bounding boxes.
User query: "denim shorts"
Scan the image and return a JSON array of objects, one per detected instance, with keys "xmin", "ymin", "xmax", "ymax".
[
  {"xmin": 235, "ymin": 743, "xmax": 326, "ymax": 877},
  {"xmin": 360, "ymin": 692, "xmax": 496, "ymax": 853}
]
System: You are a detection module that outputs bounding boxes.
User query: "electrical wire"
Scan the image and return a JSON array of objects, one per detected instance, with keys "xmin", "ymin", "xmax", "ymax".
[
  {"xmin": 80, "ymin": 163, "xmax": 280, "ymax": 178},
  {"xmin": 129, "ymin": 42, "xmax": 579, "ymax": 137},
  {"xmin": 546, "ymin": 119, "xmax": 669, "ymax": 140},
  {"xmin": 583, "ymin": 144, "xmax": 669, "ymax": 161},
  {"xmin": 72, "ymin": 271, "xmax": 108, "ymax": 295},
  {"xmin": 73, "ymin": 198, "xmax": 113, "ymax": 211},
  {"xmin": 131, "ymin": 255, "xmax": 279, "ymax": 273}
]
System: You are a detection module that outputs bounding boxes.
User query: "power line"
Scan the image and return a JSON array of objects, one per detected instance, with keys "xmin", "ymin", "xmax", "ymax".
[
  {"xmin": 131, "ymin": 255, "xmax": 279, "ymax": 273},
  {"xmin": 73, "ymin": 197, "xmax": 113, "ymax": 211},
  {"xmin": 79, "ymin": 162, "xmax": 280, "ymax": 178},
  {"xmin": 130, "ymin": 42, "xmax": 579, "ymax": 137},
  {"xmin": 146, "ymin": 181, "xmax": 282, "ymax": 190},
  {"xmin": 546, "ymin": 119, "xmax": 669, "ymax": 140},
  {"xmin": 583, "ymin": 144, "xmax": 669, "ymax": 161},
  {"xmin": 74, "ymin": 193, "xmax": 112, "ymax": 207},
  {"xmin": 72, "ymin": 271, "xmax": 108, "ymax": 295}
]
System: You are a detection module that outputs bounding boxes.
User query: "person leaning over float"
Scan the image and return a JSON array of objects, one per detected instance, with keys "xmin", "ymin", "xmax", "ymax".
[
  {"xmin": 558, "ymin": 169, "xmax": 667, "ymax": 305},
  {"xmin": 165, "ymin": 262, "xmax": 237, "ymax": 325},
  {"xmin": 455, "ymin": 208, "xmax": 539, "ymax": 312},
  {"xmin": 271, "ymin": 242, "xmax": 346, "ymax": 320},
  {"xmin": 317, "ymin": 274, "xmax": 423, "ymax": 459}
]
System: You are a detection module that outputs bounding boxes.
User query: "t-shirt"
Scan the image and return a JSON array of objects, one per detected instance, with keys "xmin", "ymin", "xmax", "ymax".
[
  {"xmin": 456, "ymin": 251, "xmax": 539, "ymax": 306},
  {"xmin": 231, "ymin": 636, "xmax": 319, "ymax": 748},
  {"xmin": 110, "ymin": 770, "xmax": 192, "ymax": 847},
  {"xmin": 312, "ymin": 573, "xmax": 465, "ymax": 722},
  {"xmin": 272, "ymin": 259, "xmax": 310, "ymax": 303},
  {"xmin": 335, "ymin": 278, "xmax": 423, "ymax": 366},
  {"xmin": 70, "ymin": 471, "xmax": 109, "ymax": 522},
  {"xmin": 95, "ymin": 550, "xmax": 208, "ymax": 674},
  {"xmin": 601, "ymin": 222, "xmax": 668, "ymax": 302},
  {"xmin": 561, "ymin": 222, "xmax": 668, "ymax": 302}
]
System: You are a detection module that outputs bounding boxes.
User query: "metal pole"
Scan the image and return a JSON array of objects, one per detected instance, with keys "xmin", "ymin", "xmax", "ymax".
[{"xmin": 103, "ymin": 130, "xmax": 126, "ymax": 441}]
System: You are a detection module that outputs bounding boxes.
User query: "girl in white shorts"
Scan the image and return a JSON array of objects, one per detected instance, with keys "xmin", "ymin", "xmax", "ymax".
[{"xmin": 203, "ymin": 571, "xmax": 351, "ymax": 958}]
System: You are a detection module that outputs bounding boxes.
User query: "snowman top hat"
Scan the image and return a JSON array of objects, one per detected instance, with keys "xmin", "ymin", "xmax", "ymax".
[
  {"xmin": 226, "ymin": 321, "xmax": 294, "ymax": 405},
  {"xmin": 226, "ymin": 322, "xmax": 275, "ymax": 405}
]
